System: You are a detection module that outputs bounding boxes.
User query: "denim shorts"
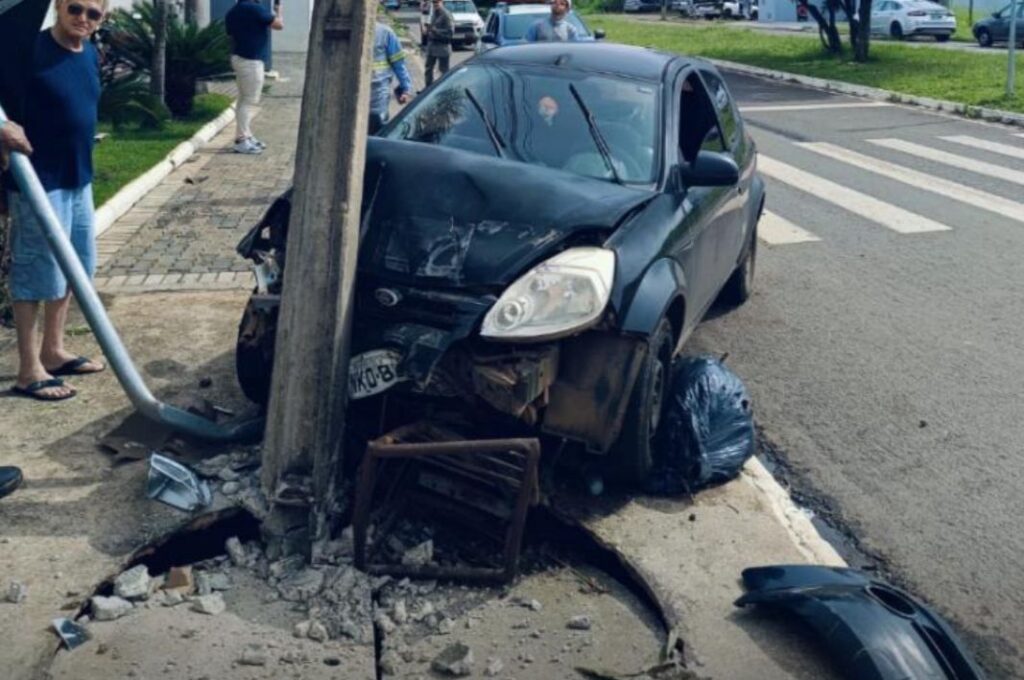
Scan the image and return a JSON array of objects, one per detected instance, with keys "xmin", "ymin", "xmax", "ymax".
[{"xmin": 7, "ymin": 184, "xmax": 96, "ymax": 302}]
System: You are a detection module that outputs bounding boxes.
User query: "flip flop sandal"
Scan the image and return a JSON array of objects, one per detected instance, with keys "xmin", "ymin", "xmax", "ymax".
[
  {"xmin": 11, "ymin": 378, "xmax": 76, "ymax": 402},
  {"xmin": 48, "ymin": 356, "xmax": 105, "ymax": 376}
]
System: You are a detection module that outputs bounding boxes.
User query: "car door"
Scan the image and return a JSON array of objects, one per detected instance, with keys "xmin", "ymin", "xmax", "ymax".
[
  {"xmin": 871, "ymin": 1, "xmax": 890, "ymax": 33},
  {"xmin": 991, "ymin": 3, "xmax": 1012, "ymax": 39},
  {"xmin": 697, "ymin": 68, "xmax": 750, "ymax": 295},
  {"xmin": 669, "ymin": 69, "xmax": 736, "ymax": 317}
]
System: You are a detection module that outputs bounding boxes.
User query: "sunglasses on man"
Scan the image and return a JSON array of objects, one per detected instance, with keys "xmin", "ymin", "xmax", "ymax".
[{"xmin": 66, "ymin": 3, "xmax": 104, "ymax": 21}]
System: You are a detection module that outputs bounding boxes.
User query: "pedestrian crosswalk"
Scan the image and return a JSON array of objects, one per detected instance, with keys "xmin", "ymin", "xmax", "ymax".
[{"xmin": 756, "ymin": 131, "xmax": 1024, "ymax": 246}]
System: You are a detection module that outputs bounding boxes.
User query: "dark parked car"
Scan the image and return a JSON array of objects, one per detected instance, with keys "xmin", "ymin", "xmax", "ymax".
[
  {"xmin": 477, "ymin": 3, "xmax": 604, "ymax": 52},
  {"xmin": 235, "ymin": 43, "xmax": 764, "ymax": 484},
  {"xmin": 972, "ymin": 2, "xmax": 1024, "ymax": 46}
]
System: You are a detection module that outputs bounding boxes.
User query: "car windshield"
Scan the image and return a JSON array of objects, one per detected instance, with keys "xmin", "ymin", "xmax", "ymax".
[
  {"xmin": 385, "ymin": 64, "xmax": 660, "ymax": 184},
  {"xmin": 445, "ymin": 0, "xmax": 477, "ymax": 12},
  {"xmin": 503, "ymin": 11, "xmax": 591, "ymax": 39}
]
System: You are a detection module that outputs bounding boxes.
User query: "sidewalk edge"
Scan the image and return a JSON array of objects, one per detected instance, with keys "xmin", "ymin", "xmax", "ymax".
[
  {"xmin": 94, "ymin": 104, "xmax": 237, "ymax": 237},
  {"xmin": 709, "ymin": 57, "xmax": 1024, "ymax": 128},
  {"xmin": 742, "ymin": 456, "xmax": 847, "ymax": 567}
]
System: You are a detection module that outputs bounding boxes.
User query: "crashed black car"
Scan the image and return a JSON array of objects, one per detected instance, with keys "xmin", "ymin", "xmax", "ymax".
[{"xmin": 236, "ymin": 43, "xmax": 765, "ymax": 483}]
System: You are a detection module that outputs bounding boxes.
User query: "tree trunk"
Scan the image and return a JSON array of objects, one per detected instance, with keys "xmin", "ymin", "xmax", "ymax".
[
  {"xmin": 804, "ymin": 0, "xmax": 842, "ymax": 53},
  {"xmin": 854, "ymin": 0, "xmax": 873, "ymax": 61},
  {"xmin": 151, "ymin": 0, "xmax": 167, "ymax": 99}
]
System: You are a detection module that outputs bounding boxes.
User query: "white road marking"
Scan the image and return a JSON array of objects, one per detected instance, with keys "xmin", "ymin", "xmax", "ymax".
[
  {"xmin": 758, "ymin": 155, "xmax": 951, "ymax": 234},
  {"xmin": 942, "ymin": 135, "xmax": 1024, "ymax": 162},
  {"xmin": 869, "ymin": 138, "xmax": 1024, "ymax": 186},
  {"xmin": 758, "ymin": 211, "xmax": 821, "ymax": 245},
  {"xmin": 799, "ymin": 142, "xmax": 1024, "ymax": 224},
  {"xmin": 740, "ymin": 102, "xmax": 893, "ymax": 113}
]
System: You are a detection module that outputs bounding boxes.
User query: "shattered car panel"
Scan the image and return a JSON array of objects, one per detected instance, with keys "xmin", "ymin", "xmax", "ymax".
[{"xmin": 736, "ymin": 565, "xmax": 986, "ymax": 680}]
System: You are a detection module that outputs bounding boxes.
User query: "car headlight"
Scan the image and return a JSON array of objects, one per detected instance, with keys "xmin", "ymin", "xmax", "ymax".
[{"xmin": 481, "ymin": 247, "xmax": 615, "ymax": 341}]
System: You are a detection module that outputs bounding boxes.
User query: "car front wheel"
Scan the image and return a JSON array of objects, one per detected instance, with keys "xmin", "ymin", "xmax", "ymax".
[
  {"xmin": 976, "ymin": 27, "xmax": 992, "ymax": 46},
  {"xmin": 935, "ymin": 33, "xmax": 950, "ymax": 42},
  {"xmin": 608, "ymin": 317, "xmax": 675, "ymax": 486},
  {"xmin": 890, "ymin": 21, "xmax": 904, "ymax": 39}
]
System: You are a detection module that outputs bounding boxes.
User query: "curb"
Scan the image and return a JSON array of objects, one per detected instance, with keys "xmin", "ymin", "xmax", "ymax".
[
  {"xmin": 94, "ymin": 104, "xmax": 237, "ymax": 238},
  {"xmin": 709, "ymin": 57, "xmax": 1024, "ymax": 128}
]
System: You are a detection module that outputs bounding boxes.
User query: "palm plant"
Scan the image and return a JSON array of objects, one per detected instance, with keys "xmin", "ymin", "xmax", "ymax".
[
  {"xmin": 105, "ymin": 1, "xmax": 231, "ymax": 117},
  {"xmin": 99, "ymin": 74, "xmax": 171, "ymax": 129}
]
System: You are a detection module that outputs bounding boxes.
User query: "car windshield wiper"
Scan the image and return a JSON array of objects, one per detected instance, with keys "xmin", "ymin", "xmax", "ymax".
[
  {"xmin": 568, "ymin": 83, "xmax": 623, "ymax": 185},
  {"xmin": 464, "ymin": 88, "xmax": 507, "ymax": 159}
]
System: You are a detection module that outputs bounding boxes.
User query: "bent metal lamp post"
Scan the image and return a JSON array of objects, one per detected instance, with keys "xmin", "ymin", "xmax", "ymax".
[{"xmin": 1, "ymin": 103, "xmax": 262, "ymax": 442}]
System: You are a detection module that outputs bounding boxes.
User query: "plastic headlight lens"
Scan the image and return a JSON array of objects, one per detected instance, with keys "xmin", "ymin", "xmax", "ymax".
[{"xmin": 481, "ymin": 247, "xmax": 615, "ymax": 341}]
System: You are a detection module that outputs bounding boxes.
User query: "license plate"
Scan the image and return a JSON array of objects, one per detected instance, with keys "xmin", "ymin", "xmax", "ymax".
[
  {"xmin": 930, "ymin": 13, "xmax": 943, "ymax": 18},
  {"xmin": 348, "ymin": 349, "xmax": 406, "ymax": 400}
]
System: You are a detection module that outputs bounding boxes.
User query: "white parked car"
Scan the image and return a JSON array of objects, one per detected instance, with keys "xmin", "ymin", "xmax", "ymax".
[
  {"xmin": 722, "ymin": 0, "xmax": 758, "ymax": 19},
  {"xmin": 420, "ymin": 0, "xmax": 485, "ymax": 49},
  {"xmin": 871, "ymin": 0, "xmax": 956, "ymax": 41}
]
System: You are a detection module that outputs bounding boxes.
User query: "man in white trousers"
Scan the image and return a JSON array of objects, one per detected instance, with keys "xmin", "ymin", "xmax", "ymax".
[{"xmin": 225, "ymin": 0, "xmax": 283, "ymax": 155}]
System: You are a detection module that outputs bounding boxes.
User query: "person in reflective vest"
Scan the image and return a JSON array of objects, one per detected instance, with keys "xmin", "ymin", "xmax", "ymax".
[{"xmin": 371, "ymin": 22, "xmax": 413, "ymax": 132}]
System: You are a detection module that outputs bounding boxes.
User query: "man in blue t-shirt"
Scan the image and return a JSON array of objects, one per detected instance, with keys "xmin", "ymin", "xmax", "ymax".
[
  {"xmin": 4, "ymin": 0, "xmax": 108, "ymax": 402},
  {"xmin": 225, "ymin": 0, "xmax": 284, "ymax": 154}
]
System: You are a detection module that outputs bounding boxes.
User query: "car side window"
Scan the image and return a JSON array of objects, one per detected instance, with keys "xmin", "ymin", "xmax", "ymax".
[
  {"xmin": 698, "ymin": 70, "xmax": 739, "ymax": 151},
  {"xmin": 679, "ymin": 72, "xmax": 725, "ymax": 164},
  {"xmin": 486, "ymin": 13, "xmax": 497, "ymax": 36}
]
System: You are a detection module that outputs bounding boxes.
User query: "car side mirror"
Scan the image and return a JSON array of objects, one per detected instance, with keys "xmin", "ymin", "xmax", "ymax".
[
  {"xmin": 482, "ymin": 33, "xmax": 497, "ymax": 43},
  {"xmin": 595, "ymin": 29, "xmax": 606, "ymax": 39},
  {"xmin": 674, "ymin": 150, "xmax": 739, "ymax": 189},
  {"xmin": 993, "ymin": 10, "xmax": 1002, "ymax": 17}
]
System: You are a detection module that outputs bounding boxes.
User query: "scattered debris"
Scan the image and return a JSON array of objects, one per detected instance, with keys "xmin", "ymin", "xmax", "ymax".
[
  {"xmin": 484, "ymin": 656, "xmax": 504, "ymax": 676},
  {"xmin": 392, "ymin": 598, "xmax": 408, "ymax": 624},
  {"xmin": 114, "ymin": 565, "xmax": 152, "ymax": 601},
  {"xmin": 293, "ymin": 620, "xmax": 311, "ymax": 638},
  {"xmin": 567, "ymin": 615, "xmax": 593, "ymax": 630},
  {"xmin": 437, "ymin": 617, "xmax": 455, "ymax": 635},
  {"xmin": 277, "ymin": 567, "xmax": 324, "ymax": 601},
  {"xmin": 5, "ymin": 580, "xmax": 27, "ymax": 603},
  {"xmin": 221, "ymin": 481, "xmax": 241, "ymax": 495},
  {"xmin": 190, "ymin": 593, "xmax": 226, "ymax": 615},
  {"xmin": 431, "ymin": 642, "xmax": 474, "ymax": 677},
  {"xmin": 401, "ymin": 540, "xmax": 434, "ymax": 567},
  {"xmin": 51, "ymin": 617, "xmax": 91, "ymax": 650},
  {"xmin": 146, "ymin": 453, "xmax": 212, "ymax": 511},
  {"xmin": 195, "ymin": 571, "xmax": 231, "ymax": 594},
  {"xmin": 91, "ymin": 595, "xmax": 133, "ymax": 622},
  {"xmin": 307, "ymin": 620, "xmax": 329, "ymax": 643},
  {"xmin": 225, "ymin": 537, "xmax": 247, "ymax": 567},
  {"xmin": 164, "ymin": 566, "xmax": 195, "ymax": 595},
  {"xmin": 380, "ymin": 649, "xmax": 400, "ymax": 675},
  {"xmin": 238, "ymin": 646, "xmax": 267, "ymax": 666},
  {"xmin": 162, "ymin": 590, "xmax": 186, "ymax": 606}
]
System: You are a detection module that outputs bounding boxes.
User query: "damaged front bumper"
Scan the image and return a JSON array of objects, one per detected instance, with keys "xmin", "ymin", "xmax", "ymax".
[
  {"xmin": 346, "ymin": 278, "xmax": 649, "ymax": 454},
  {"xmin": 735, "ymin": 565, "xmax": 985, "ymax": 680}
]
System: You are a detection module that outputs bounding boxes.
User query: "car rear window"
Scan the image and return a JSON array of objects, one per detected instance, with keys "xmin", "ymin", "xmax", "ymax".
[{"xmin": 503, "ymin": 12, "xmax": 591, "ymax": 39}]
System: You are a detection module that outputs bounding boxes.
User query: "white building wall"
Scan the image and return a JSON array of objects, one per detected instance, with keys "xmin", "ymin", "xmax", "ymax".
[{"xmin": 275, "ymin": 0, "xmax": 311, "ymax": 52}]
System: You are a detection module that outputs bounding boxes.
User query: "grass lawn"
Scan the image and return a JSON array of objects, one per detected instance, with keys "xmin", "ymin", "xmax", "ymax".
[
  {"xmin": 92, "ymin": 93, "xmax": 233, "ymax": 207},
  {"xmin": 591, "ymin": 15, "xmax": 1024, "ymax": 112}
]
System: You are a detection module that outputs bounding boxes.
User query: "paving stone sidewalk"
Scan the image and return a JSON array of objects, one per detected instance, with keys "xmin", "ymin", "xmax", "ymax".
[{"xmin": 93, "ymin": 54, "xmax": 305, "ymax": 295}]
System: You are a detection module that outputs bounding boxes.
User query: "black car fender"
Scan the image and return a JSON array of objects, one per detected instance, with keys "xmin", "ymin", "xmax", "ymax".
[{"xmin": 617, "ymin": 257, "xmax": 688, "ymax": 345}]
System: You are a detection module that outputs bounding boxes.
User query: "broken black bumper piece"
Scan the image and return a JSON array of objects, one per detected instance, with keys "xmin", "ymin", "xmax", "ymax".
[{"xmin": 735, "ymin": 565, "xmax": 985, "ymax": 680}]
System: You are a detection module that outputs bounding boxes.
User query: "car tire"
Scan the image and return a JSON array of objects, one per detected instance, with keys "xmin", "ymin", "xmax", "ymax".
[
  {"xmin": 976, "ymin": 28, "xmax": 992, "ymax": 47},
  {"xmin": 720, "ymin": 220, "xmax": 757, "ymax": 307},
  {"xmin": 609, "ymin": 317, "xmax": 675, "ymax": 486},
  {"xmin": 235, "ymin": 293, "xmax": 277, "ymax": 406},
  {"xmin": 890, "ymin": 21, "xmax": 904, "ymax": 39},
  {"xmin": 935, "ymin": 33, "xmax": 950, "ymax": 42}
]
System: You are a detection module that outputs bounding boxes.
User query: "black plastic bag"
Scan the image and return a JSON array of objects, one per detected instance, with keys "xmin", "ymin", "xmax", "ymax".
[{"xmin": 645, "ymin": 355, "xmax": 755, "ymax": 494}]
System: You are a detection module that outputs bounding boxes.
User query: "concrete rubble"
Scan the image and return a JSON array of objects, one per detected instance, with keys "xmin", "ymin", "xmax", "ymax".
[
  {"xmin": 113, "ymin": 565, "xmax": 151, "ymax": 601},
  {"xmin": 90, "ymin": 596, "xmax": 133, "ymax": 622},
  {"xmin": 431, "ymin": 642, "xmax": 474, "ymax": 677},
  {"xmin": 5, "ymin": 581, "xmax": 27, "ymax": 604},
  {"xmin": 191, "ymin": 593, "xmax": 226, "ymax": 615}
]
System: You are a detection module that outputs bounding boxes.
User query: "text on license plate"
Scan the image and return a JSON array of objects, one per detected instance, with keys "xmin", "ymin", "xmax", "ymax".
[{"xmin": 348, "ymin": 349, "xmax": 407, "ymax": 400}]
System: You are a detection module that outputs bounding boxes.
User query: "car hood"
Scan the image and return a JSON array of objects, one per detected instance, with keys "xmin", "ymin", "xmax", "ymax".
[
  {"xmin": 359, "ymin": 137, "xmax": 655, "ymax": 288},
  {"xmin": 450, "ymin": 11, "xmax": 481, "ymax": 22}
]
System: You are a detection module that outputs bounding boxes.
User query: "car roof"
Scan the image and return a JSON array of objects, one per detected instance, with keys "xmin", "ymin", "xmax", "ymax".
[
  {"xmin": 475, "ymin": 42, "xmax": 685, "ymax": 80},
  {"xmin": 504, "ymin": 3, "xmax": 555, "ymax": 12}
]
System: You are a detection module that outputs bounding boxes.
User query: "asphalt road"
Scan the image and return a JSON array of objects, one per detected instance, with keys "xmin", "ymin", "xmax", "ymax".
[{"xmin": 399, "ymin": 13, "xmax": 1024, "ymax": 676}]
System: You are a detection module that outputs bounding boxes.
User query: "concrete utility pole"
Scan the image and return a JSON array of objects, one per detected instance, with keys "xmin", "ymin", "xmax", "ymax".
[
  {"xmin": 261, "ymin": 0, "xmax": 376, "ymax": 550},
  {"xmin": 1009, "ymin": 0, "xmax": 1019, "ymax": 97}
]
